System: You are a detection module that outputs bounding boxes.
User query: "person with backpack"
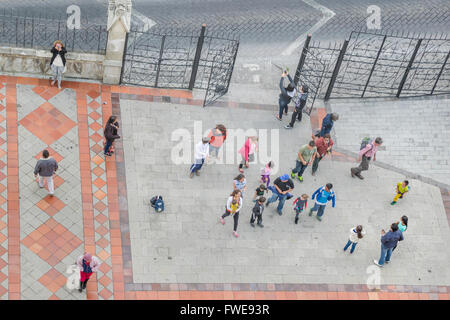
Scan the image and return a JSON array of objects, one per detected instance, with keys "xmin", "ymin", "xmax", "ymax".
[
  {"xmin": 275, "ymin": 71, "xmax": 296, "ymax": 121},
  {"xmin": 293, "ymin": 194, "xmax": 308, "ymax": 224},
  {"xmin": 343, "ymin": 225, "xmax": 365, "ymax": 254},
  {"xmin": 285, "ymin": 84, "xmax": 308, "ymax": 129},
  {"xmin": 290, "ymin": 140, "xmax": 317, "ymax": 182},
  {"xmin": 311, "ymin": 133, "xmax": 334, "ymax": 176},
  {"xmin": 190, "ymin": 137, "xmax": 210, "ymax": 178},
  {"xmin": 250, "ymin": 196, "xmax": 266, "ymax": 228},
  {"xmin": 220, "ymin": 190, "xmax": 243, "ymax": 238},
  {"xmin": 207, "ymin": 124, "xmax": 227, "ymax": 162},
  {"xmin": 265, "ymin": 174, "xmax": 295, "ymax": 215},
  {"xmin": 392, "ymin": 215, "xmax": 408, "ymax": 251},
  {"xmin": 319, "ymin": 113, "xmax": 339, "ymax": 137},
  {"xmin": 260, "ymin": 161, "xmax": 274, "ymax": 187},
  {"xmin": 391, "ymin": 180, "xmax": 409, "ymax": 205},
  {"xmin": 351, "ymin": 137, "xmax": 383, "ymax": 180},
  {"xmin": 373, "ymin": 223, "xmax": 404, "ymax": 267},
  {"xmin": 309, "ymin": 183, "xmax": 335, "ymax": 221}
]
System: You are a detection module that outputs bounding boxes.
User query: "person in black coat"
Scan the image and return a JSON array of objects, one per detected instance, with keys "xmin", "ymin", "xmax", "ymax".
[
  {"xmin": 285, "ymin": 84, "xmax": 308, "ymax": 129},
  {"xmin": 104, "ymin": 116, "xmax": 120, "ymax": 156},
  {"xmin": 50, "ymin": 40, "xmax": 67, "ymax": 89},
  {"xmin": 275, "ymin": 71, "xmax": 296, "ymax": 121}
]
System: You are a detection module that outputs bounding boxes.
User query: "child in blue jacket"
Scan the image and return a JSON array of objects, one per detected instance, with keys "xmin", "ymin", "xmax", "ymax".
[{"xmin": 308, "ymin": 183, "xmax": 335, "ymax": 221}]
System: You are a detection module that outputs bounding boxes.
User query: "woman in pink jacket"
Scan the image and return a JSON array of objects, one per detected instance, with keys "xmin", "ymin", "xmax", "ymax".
[
  {"xmin": 77, "ymin": 252, "xmax": 101, "ymax": 293},
  {"xmin": 238, "ymin": 136, "xmax": 258, "ymax": 173}
]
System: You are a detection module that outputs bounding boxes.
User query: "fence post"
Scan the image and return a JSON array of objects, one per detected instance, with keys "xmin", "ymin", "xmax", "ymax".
[
  {"xmin": 396, "ymin": 38, "xmax": 422, "ymax": 98},
  {"xmin": 361, "ymin": 35, "xmax": 386, "ymax": 97},
  {"xmin": 324, "ymin": 39, "xmax": 349, "ymax": 101},
  {"xmin": 294, "ymin": 34, "xmax": 312, "ymax": 86},
  {"xmin": 155, "ymin": 35, "xmax": 166, "ymax": 87},
  {"xmin": 103, "ymin": 0, "xmax": 132, "ymax": 85},
  {"xmin": 189, "ymin": 24, "xmax": 206, "ymax": 90},
  {"xmin": 430, "ymin": 50, "xmax": 450, "ymax": 94}
]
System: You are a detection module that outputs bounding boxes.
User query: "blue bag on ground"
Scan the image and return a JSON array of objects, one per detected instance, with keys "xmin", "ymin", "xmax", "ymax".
[{"xmin": 150, "ymin": 195, "xmax": 164, "ymax": 212}]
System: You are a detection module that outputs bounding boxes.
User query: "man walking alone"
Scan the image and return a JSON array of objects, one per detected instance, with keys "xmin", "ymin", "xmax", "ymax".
[
  {"xmin": 34, "ymin": 149, "xmax": 58, "ymax": 196},
  {"xmin": 351, "ymin": 137, "xmax": 383, "ymax": 180}
]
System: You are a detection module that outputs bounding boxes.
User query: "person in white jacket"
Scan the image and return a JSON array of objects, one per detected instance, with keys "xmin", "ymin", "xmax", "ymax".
[
  {"xmin": 189, "ymin": 137, "xmax": 210, "ymax": 178},
  {"xmin": 343, "ymin": 225, "xmax": 365, "ymax": 254},
  {"xmin": 76, "ymin": 253, "xmax": 101, "ymax": 292}
]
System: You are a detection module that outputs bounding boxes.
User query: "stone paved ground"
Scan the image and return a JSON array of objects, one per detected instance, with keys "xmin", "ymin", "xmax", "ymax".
[
  {"xmin": 0, "ymin": 75, "xmax": 449, "ymax": 300},
  {"xmin": 120, "ymin": 99, "xmax": 450, "ymax": 286},
  {"xmin": 326, "ymin": 96, "xmax": 450, "ymax": 189}
]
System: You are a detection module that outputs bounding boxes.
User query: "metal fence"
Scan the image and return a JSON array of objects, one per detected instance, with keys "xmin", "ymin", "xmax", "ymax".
[
  {"xmin": 120, "ymin": 25, "xmax": 239, "ymax": 106},
  {"xmin": 0, "ymin": 13, "xmax": 108, "ymax": 54},
  {"xmin": 295, "ymin": 30, "xmax": 450, "ymax": 101}
]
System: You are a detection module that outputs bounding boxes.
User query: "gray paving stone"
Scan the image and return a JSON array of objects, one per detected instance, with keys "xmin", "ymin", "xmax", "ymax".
[{"xmin": 121, "ymin": 99, "xmax": 450, "ymax": 286}]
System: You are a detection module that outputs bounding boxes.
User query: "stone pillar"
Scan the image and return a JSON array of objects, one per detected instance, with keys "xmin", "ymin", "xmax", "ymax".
[{"xmin": 103, "ymin": 0, "xmax": 132, "ymax": 84}]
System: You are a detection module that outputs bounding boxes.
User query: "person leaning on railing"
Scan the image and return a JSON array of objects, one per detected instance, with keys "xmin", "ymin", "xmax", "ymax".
[{"xmin": 50, "ymin": 40, "xmax": 67, "ymax": 89}]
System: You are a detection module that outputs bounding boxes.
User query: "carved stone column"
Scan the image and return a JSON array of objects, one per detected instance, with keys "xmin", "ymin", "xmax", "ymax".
[{"xmin": 103, "ymin": 0, "xmax": 132, "ymax": 84}]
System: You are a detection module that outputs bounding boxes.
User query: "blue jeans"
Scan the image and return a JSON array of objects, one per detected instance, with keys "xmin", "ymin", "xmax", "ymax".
[
  {"xmin": 190, "ymin": 158, "xmax": 205, "ymax": 173},
  {"xmin": 292, "ymin": 160, "xmax": 308, "ymax": 177},
  {"xmin": 344, "ymin": 240, "xmax": 357, "ymax": 253},
  {"xmin": 104, "ymin": 139, "xmax": 113, "ymax": 155},
  {"xmin": 378, "ymin": 243, "xmax": 393, "ymax": 265},
  {"xmin": 310, "ymin": 202, "xmax": 326, "ymax": 216},
  {"xmin": 266, "ymin": 192, "xmax": 288, "ymax": 213},
  {"xmin": 278, "ymin": 99, "xmax": 288, "ymax": 119}
]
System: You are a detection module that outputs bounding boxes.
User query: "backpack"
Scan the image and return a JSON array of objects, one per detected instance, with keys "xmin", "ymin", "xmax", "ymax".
[
  {"xmin": 150, "ymin": 196, "xmax": 164, "ymax": 212},
  {"xmin": 360, "ymin": 137, "xmax": 372, "ymax": 150}
]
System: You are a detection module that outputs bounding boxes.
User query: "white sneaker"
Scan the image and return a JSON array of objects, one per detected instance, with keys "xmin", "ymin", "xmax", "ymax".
[{"xmin": 373, "ymin": 259, "xmax": 383, "ymax": 267}]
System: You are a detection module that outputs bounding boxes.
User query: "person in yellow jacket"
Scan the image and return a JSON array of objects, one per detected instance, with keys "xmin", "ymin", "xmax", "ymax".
[{"xmin": 391, "ymin": 180, "xmax": 409, "ymax": 205}]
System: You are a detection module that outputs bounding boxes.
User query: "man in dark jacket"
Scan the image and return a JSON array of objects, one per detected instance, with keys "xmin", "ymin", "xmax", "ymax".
[
  {"xmin": 34, "ymin": 149, "xmax": 58, "ymax": 196},
  {"xmin": 285, "ymin": 84, "xmax": 308, "ymax": 129},
  {"xmin": 250, "ymin": 196, "xmax": 266, "ymax": 228},
  {"xmin": 276, "ymin": 71, "xmax": 296, "ymax": 121},
  {"xmin": 319, "ymin": 113, "xmax": 339, "ymax": 137},
  {"xmin": 373, "ymin": 223, "xmax": 404, "ymax": 267},
  {"xmin": 104, "ymin": 116, "xmax": 120, "ymax": 156}
]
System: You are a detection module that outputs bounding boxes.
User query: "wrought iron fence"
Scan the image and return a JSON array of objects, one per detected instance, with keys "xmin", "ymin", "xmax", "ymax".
[
  {"xmin": 295, "ymin": 30, "xmax": 450, "ymax": 101},
  {"xmin": 120, "ymin": 25, "xmax": 239, "ymax": 106},
  {"xmin": 0, "ymin": 13, "xmax": 108, "ymax": 54}
]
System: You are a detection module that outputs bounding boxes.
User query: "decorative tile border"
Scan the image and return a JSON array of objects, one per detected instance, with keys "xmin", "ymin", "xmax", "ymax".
[
  {"xmin": 5, "ymin": 76, "xmax": 20, "ymax": 300},
  {"xmin": 0, "ymin": 80, "xmax": 8, "ymax": 299}
]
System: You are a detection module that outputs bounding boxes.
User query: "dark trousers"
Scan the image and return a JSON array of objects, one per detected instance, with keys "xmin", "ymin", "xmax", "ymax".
[
  {"xmin": 278, "ymin": 99, "xmax": 288, "ymax": 119},
  {"xmin": 190, "ymin": 158, "xmax": 205, "ymax": 173},
  {"xmin": 250, "ymin": 212, "xmax": 262, "ymax": 225},
  {"xmin": 222, "ymin": 210, "xmax": 239, "ymax": 231},
  {"xmin": 292, "ymin": 160, "xmax": 308, "ymax": 177},
  {"xmin": 312, "ymin": 156, "xmax": 323, "ymax": 173},
  {"xmin": 289, "ymin": 107, "xmax": 303, "ymax": 127},
  {"xmin": 104, "ymin": 139, "xmax": 113, "ymax": 155},
  {"xmin": 294, "ymin": 210, "xmax": 303, "ymax": 223},
  {"xmin": 79, "ymin": 279, "xmax": 88, "ymax": 290},
  {"xmin": 344, "ymin": 240, "xmax": 357, "ymax": 253},
  {"xmin": 351, "ymin": 156, "xmax": 370, "ymax": 175}
]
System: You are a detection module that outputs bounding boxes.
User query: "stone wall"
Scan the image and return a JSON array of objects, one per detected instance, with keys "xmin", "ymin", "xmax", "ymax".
[{"xmin": 0, "ymin": 46, "xmax": 105, "ymax": 81}]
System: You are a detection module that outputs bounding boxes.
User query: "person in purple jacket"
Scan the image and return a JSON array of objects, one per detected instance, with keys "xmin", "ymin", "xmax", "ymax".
[{"xmin": 373, "ymin": 223, "xmax": 404, "ymax": 267}]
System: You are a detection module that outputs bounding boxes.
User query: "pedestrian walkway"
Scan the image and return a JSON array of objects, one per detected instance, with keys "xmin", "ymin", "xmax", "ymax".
[{"xmin": 0, "ymin": 75, "xmax": 449, "ymax": 300}]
